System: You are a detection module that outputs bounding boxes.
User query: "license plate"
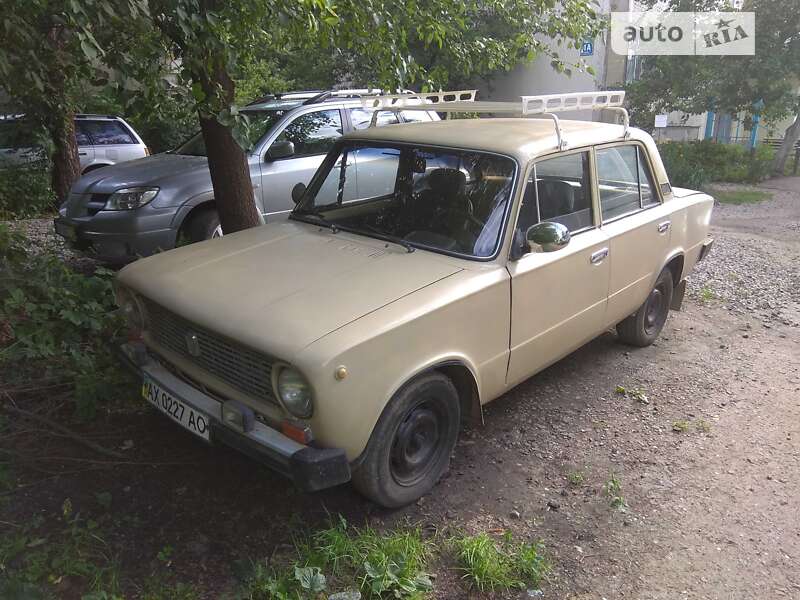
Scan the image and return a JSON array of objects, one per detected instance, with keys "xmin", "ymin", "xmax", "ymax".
[
  {"xmin": 142, "ymin": 376, "xmax": 211, "ymax": 441},
  {"xmin": 55, "ymin": 221, "xmax": 76, "ymax": 241}
]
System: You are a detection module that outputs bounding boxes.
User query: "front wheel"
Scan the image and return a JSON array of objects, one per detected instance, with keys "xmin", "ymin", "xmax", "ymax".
[
  {"xmin": 352, "ymin": 373, "xmax": 460, "ymax": 508},
  {"xmin": 185, "ymin": 208, "xmax": 223, "ymax": 243},
  {"xmin": 616, "ymin": 268, "xmax": 674, "ymax": 347}
]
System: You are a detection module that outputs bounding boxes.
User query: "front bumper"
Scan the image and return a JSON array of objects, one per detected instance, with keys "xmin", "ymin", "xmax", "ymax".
[
  {"xmin": 54, "ymin": 215, "xmax": 176, "ymax": 264},
  {"xmin": 119, "ymin": 342, "xmax": 351, "ymax": 492}
]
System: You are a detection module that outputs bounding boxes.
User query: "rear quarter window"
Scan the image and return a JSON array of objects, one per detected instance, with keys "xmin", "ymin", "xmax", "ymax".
[{"xmin": 79, "ymin": 120, "xmax": 136, "ymax": 145}]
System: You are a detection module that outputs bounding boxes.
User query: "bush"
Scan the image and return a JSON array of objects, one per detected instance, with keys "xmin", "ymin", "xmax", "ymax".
[
  {"xmin": 0, "ymin": 162, "xmax": 55, "ymax": 219},
  {"xmin": 658, "ymin": 139, "xmax": 775, "ymax": 188},
  {"xmin": 0, "ymin": 224, "xmax": 129, "ymax": 419}
]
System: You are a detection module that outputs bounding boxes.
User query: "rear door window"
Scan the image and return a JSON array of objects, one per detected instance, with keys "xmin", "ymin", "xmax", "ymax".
[{"xmin": 596, "ymin": 145, "xmax": 661, "ymax": 219}]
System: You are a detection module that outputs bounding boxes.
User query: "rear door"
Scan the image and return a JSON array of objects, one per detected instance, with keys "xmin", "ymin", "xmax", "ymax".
[
  {"xmin": 74, "ymin": 121, "xmax": 95, "ymax": 170},
  {"xmin": 595, "ymin": 143, "xmax": 673, "ymax": 327},
  {"xmin": 259, "ymin": 108, "xmax": 344, "ymax": 216}
]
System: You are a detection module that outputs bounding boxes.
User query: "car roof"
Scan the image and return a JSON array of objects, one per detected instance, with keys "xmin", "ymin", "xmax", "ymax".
[{"xmin": 343, "ymin": 118, "xmax": 652, "ymax": 163}]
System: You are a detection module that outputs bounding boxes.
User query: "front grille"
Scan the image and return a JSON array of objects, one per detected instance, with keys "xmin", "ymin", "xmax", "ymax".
[{"xmin": 143, "ymin": 299, "xmax": 278, "ymax": 405}]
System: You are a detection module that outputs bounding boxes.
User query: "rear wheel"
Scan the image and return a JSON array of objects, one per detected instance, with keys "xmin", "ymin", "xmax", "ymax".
[
  {"xmin": 352, "ymin": 373, "xmax": 460, "ymax": 508},
  {"xmin": 185, "ymin": 208, "xmax": 222, "ymax": 243},
  {"xmin": 616, "ymin": 268, "xmax": 674, "ymax": 347}
]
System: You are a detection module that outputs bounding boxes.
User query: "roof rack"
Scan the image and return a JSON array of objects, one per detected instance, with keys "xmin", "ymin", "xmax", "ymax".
[{"xmin": 363, "ymin": 90, "xmax": 628, "ymax": 151}]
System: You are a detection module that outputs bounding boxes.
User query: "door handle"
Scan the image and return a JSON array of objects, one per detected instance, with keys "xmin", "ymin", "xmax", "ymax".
[
  {"xmin": 657, "ymin": 220, "xmax": 671, "ymax": 234},
  {"xmin": 590, "ymin": 247, "xmax": 609, "ymax": 264}
]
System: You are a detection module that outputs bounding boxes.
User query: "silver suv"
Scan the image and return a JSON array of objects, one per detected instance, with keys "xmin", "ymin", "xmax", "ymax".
[
  {"xmin": 0, "ymin": 114, "xmax": 149, "ymax": 173},
  {"xmin": 54, "ymin": 91, "xmax": 438, "ymax": 263}
]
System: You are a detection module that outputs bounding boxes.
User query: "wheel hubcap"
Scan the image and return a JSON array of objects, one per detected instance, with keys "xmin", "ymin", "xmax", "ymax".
[{"xmin": 390, "ymin": 402, "xmax": 443, "ymax": 487}]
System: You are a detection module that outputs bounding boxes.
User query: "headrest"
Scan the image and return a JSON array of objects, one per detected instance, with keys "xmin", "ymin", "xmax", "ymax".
[{"xmin": 426, "ymin": 168, "xmax": 466, "ymax": 196}]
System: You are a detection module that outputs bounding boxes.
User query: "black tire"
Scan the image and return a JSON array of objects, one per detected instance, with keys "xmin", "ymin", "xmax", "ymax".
[
  {"xmin": 352, "ymin": 372, "xmax": 460, "ymax": 508},
  {"xmin": 616, "ymin": 268, "xmax": 674, "ymax": 347},
  {"xmin": 185, "ymin": 208, "xmax": 222, "ymax": 243}
]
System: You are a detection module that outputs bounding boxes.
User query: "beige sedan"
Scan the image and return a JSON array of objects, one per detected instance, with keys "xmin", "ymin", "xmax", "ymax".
[{"xmin": 116, "ymin": 116, "xmax": 714, "ymax": 507}]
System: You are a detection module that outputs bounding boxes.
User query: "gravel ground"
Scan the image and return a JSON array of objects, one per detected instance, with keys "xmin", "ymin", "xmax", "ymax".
[{"xmin": 2, "ymin": 179, "xmax": 799, "ymax": 599}]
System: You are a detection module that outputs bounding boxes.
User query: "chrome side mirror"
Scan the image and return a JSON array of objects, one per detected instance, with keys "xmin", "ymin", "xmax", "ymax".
[
  {"xmin": 526, "ymin": 221, "xmax": 570, "ymax": 253},
  {"xmin": 291, "ymin": 182, "xmax": 306, "ymax": 204}
]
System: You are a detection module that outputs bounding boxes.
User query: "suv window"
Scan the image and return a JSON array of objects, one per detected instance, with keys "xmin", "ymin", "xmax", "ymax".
[
  {"xmin": 348, "ymin": 108, "xmax": 400, "ymax": 130},
  {"xmin": 597, "ymin": 145, "xmax": 658, "ymax": 220},
  {"xmin": 517, "ymin": 151, "xmax": 593, "ymax": 235},
  {"xmin": 79, "ymin": 120, "xmax": 136, "ymax": 145},
  {"xmin": 272, "ymin": 109, "xmax": 342, "ymax": 158},
  {"xmin": 400, "ymin": 111, "xmax": 434, "ymax": 123}
]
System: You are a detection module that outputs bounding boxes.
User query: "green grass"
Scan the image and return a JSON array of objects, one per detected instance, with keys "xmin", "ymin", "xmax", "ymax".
[
  {"xmin": 699, "ymin": 285, "xmax": 716, "ymax": 303},
  {"xmin": 672, "ymin": 420, "xmax": 691, "ymax": 433},
  {"xmin": 714, "ymin": 190, "xmax": 772, "ymax": 205},
  {"xmin": 450, "ymin": 531, "xmax": 549, "ymax": 593}
]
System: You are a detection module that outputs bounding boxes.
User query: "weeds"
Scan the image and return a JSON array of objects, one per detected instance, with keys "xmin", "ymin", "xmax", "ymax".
[
  {"xmin": 0, "ymin": 224, "xmax": 131, "ymax": 418},
  {"xmin": 567, "ymin": 470, "xmax": 586, "ymax": 486},
  {"xmin": 615, "ymin": 385, "xmax": 649, "ymax": 404},
  {"xmin": 0, "ymin": 501, "xmax": 120, "ymax": 598},
  {"xmin": 673, "ymin": 419, "xmax": 711, "ymax": 433},
  {"xmin": 699, "ymin": 285, "xmax": 716, "ymax": 303},
  {"xmin": 603, "ymin": 474, "xmax": 626, "ymax": 510},
  {"xmin": 450, "ymin": 531, "xmax": 548, "ymax": 593},
  {"xmin": 672, "ymin": 420, "xmax": 691, "ymax": 433},
  {"xmin": 242, "ymin": 517, "xmax": 433, "ymax": 599}
]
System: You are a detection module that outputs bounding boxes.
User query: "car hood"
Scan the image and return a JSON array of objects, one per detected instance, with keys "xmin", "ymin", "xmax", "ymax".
[
  {"xmin": 118, "ymin": 220, "xmax": 463, "ymax": 360},
  {"xmin": 71, "ymin": 153, "xmax": 210, "ymax": 194}
]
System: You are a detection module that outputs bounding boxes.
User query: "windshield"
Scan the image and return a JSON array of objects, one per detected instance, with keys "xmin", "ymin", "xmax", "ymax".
[
  {"xmin": 292, "ymin": 142, "xmax": 517, "ymax": 259},
  {"xmin": 175, "ymin": 109, "xmax": 288, "ymax": 156}
]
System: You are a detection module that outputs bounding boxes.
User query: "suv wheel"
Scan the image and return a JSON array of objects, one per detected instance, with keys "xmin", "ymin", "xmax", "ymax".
[
  {"xmin": 616, "ymin": 268, "xmax": 674, "ymax": 347},
  {"xmin": 352, "ymin": 372, "xmax": 460, "ymax": 508},
  {"xmin": 185, "ymin": 208, "xmax": 223, "ymax": 243}
]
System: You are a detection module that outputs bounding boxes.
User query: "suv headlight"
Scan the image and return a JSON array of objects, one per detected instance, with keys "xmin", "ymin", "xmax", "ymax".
[
  {"xmin": 105, "ymin": 187, "xmax": 159, "ymax": 211},
  {"xmin": 273, "ymin": 366, "xmax": 313, "ymax": 419}
]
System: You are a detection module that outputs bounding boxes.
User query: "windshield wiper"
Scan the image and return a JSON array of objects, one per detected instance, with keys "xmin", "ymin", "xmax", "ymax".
[
  {"xmin": 291, "ymin": 212, "xmax": 339, "ymax": 233},
  {"xmin": 341, "ymin": 223, "xmax": 415, "ymax": 253}
]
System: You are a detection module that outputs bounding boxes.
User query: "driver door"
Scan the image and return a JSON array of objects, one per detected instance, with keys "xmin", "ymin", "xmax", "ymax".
[
  {"xmin": 506, "ymin": 150, "xmax": 610, "ymax": 386},
  {"xmin": 260, "ymin": 108, "xmax": 344, "ymax": 216}
]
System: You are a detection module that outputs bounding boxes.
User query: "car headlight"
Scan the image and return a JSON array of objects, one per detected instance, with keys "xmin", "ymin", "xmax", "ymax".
[
  {"xmin": 105, "ymin": 187, "xmax": 159, "ymax": 211},
  {"xmin": 114, "ymin": 284, "xmax": 147, "ymax": 333},
  {"xmin": 274, "ymin": 366, "xmax": 313, "ymax": 418}
]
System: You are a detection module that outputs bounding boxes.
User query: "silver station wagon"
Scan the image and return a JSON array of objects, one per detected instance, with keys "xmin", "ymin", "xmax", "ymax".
[{"xmin": 115, "ymin": 91, "xmax": 714, "ymax": 507}]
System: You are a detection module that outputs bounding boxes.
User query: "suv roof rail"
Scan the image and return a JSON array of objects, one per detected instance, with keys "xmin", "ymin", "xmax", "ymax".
[
  {"xmin": 364, "ymin": 90, "xmax": 629, "ymax": 150},
  {"xmin": 246, "ymin": 88, "xmax": 424, "ymax": 106},
  {"xmin": 75, "ymin": 113, "xmax": 119, "ymax": 120}
]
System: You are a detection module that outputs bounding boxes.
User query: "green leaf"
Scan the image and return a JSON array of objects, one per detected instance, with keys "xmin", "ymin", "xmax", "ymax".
[{"xmin": 294, "ymin": 566, "xmax": 326, "ymax": 593}]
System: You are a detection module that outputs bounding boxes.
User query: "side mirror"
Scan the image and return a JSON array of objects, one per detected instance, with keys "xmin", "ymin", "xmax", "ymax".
[
  {"xmin": 526, "ymin": 221, "xmax": 570, "ymax": 253},
  {"xmin": 291, "ymin": 182, "xmax": 306, "ymax": 204},
  {"xmin": 267, "ymin": 140, "xmax": 295, "ymax": 160}
]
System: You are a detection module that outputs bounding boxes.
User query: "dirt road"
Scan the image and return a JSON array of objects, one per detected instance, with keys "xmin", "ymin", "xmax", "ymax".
[{"xmin": 3, "ymin": 178, "xmax": 799, "ymax": 599}]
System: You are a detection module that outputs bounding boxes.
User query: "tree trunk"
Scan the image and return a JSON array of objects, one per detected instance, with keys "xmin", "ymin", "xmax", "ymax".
[
  {"xmin": 772, "ymin": 112, "xmax": 800, "ymax": 176},
  {"xmin": 48, "ymin": 112, "xmax": 80, "ymax": 207},
  {"xmin": 194, "ymin": 34, "xmax": 260, "ymax": 234},
  {"xmin": 199, "ymin": 112, "xmax": 261, "ymax": 234}
]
